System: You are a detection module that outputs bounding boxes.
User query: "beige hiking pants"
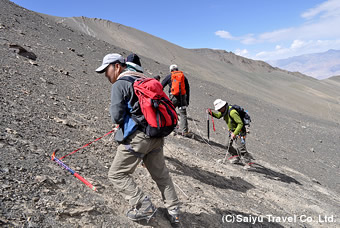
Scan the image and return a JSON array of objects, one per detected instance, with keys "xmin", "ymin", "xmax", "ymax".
[
  {"xmin": 228, "ymin": 135, "xmax": 252, "ymax": 163},
  {"xmin": 170, "ymin": 94, "xmax": 189, "ymax": 133},
  {"xmin": 108, "ymin": 130, "xmax": 179, "ymax": 210}
]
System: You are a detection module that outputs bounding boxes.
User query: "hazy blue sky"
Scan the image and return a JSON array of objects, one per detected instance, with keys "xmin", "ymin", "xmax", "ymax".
[{"xmin": 10, "ymin": 0, "xmax": 340, "ymax": 61}]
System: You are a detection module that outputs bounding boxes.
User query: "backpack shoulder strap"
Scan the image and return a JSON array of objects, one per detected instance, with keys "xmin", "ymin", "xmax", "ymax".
[
  {"xmin": 227, "ymin": 105, "xmax": 238, "ymax": 122},
  {"xmin": 117, "ymin": 76, "xmax": 137, "ymax": 83},
  {"xmin": 227, "ymin": 105, "xmax": 234, "ymax": 116}
]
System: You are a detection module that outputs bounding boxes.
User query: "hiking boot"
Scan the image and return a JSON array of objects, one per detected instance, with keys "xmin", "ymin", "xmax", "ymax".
[
  {"xmin": 175, "ymin": 129, "xmax": 193, "ymax": 138},
  {"xmin": 241, "ymin": 153, "xmax": 253, "ymax": 164},
  {"xmin": 166, "ymin": 207, "xmax": 180, "ymax": 226},
  {"xmin": 243, "ymin": 163, "xmax": 252, "ymax": 170},
  {"xmin": 126, "ymin": 196, "xmax": 156, "ymax": 221},
  {"xmin": 228, "ymin": 155, "xmax": 240, "ymax": 164},
  {"xmin": 182, "ymin": 131, "xmax": 194, "ymax": 138}
]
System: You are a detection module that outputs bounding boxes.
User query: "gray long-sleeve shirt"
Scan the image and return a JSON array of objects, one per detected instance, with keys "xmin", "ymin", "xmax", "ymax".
[{"xmin": 109, "ymin": 71, "xmax": 146, "ymax": 142}]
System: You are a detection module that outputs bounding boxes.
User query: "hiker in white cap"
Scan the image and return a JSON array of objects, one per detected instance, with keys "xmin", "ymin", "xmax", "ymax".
[
  {"xmin": 96, "ymin": 53, "xmax": 180, "ymax": 224},
  {"xmin": 210, "ymin": 99, "xmax": 254, "ymax": 169}
]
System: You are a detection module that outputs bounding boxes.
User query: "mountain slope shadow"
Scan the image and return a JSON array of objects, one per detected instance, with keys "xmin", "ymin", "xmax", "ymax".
[
  {"xmin": 184, "ymin": 132, "xmax": 227, "ymax": 151},
  {"xmin": 187, "ymin": 116, "xmax": 201, "ymax": 122},
  {"xmin": 249, "ymin": 163, "xmax": 302, "ymax": 185},
  {"xmin": 129, "ymin": 207, "xmax": 284, "ymax": 228},
  {"xmin": 139, "ymin": 207, "xmax": 285, "ymax": 228},
  {"xmin": 165, "ymin": 156, "xmax": 254, "ymax": 193}
]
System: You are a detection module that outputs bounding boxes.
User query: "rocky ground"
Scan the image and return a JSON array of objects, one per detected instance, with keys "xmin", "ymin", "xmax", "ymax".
[{"xmin": 1, "ymin": 0, "xmax": 339, "ymax": 227}]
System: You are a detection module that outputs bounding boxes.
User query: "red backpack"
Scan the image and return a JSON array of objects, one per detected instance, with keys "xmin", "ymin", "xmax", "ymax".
[
  {"xmin": 171, "ymin": 71, "xmax": 186, "ymax": 96},
  {"xmin": 121, "ymin": 76, "xmax": 178, "ymax": 137}
]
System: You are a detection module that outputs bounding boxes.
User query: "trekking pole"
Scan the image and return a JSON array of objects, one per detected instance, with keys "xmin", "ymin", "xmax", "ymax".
[
  {"xmin": 235, "ymin": 140, "xmax": 244, "ymax": 164},
  {"xmin": 51, "ymin": 149, "xmax": 97, "ymax": 191},
  {"xmin": 206, "ymin": 109, "xmax": 210, "ymax": 141},
  {"xmin": 50, "ymin": 127, "xmax": 118, "ymax": 191},
  {"xmin": 235, "ymin": 135, "xmax": 250, "ymax": 165},
  {"xmin": 223, "ymin": 138, "xmax": 233, "ymax": 164}
]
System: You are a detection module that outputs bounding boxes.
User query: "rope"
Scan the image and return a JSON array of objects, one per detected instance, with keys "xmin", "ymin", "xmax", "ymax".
[
  {"xmin": 163, "ymin": 143, "xmax": 190, "ymax": 200},
  {"xmin": 189, "ymin": 109, "xmax": 225, "ymax": 155},
  {"xmin": 59, "ymin": 129, "xmax": 116, "ymax": 160},
  {"xmin": 174, "ymin": 182, "xmax": 189, "ymax": 199}
]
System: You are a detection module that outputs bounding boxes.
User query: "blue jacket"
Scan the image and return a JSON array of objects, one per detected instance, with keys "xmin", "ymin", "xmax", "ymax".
[{"xmin": 110, "ymin": 70, "xmax": 146, "ymax": 142}]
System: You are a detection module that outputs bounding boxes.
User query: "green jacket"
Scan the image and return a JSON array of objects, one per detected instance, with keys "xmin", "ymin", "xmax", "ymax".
[{"xmin": 211, "ymin": 105, "xmax": 244, "ymax": 136}]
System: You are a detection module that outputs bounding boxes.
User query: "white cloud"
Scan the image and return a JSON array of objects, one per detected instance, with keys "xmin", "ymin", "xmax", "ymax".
[
  {"xmin": 215, "ymin": 0, "xmax": 340, "ymax": 61},
  {"xmin": 215, "ymin": 30, "xmax": 234, "ymax": 40},
  {"xmin": 301, "ymin": 0, "xmax": 340, "ymax": 19},
  {"xmin": 257, "ymin": 28, "xmax": 294, "ymax": 43},
  {"xmin": 235, "ymin": 49, "xmax": 249, "ymax": 57},
  {"xmin": 256, "ymin": 47, "xmax": 291, "ymax": 59},
  {"xmin": 255, "ymin": 51, "xmax": 268, "ymax": 58},
  {"xmin": 215, "ymin": 30, "xmax": 256, "ymax": 44},
  {"xmin": 240, "ymin": 34, "xmax": 256, "ymax": 45},
  {"xmin": 290, "ymin": 40, "xmax": 306, "ymax": 49},
  {"xmin": 252, "ymin": 0, "xmax": 340, "ymax": 43},
  {"xmin": 254, "ymin": 39, "xmax": 340, "ymax": 60}
]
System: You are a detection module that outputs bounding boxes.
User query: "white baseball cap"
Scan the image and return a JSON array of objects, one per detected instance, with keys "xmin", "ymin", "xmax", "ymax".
[
  {"xmin": 214, "ymin": 99, "xmax": 227, "ymax": 111},
  {"xmin": 169, "ymin": 64, "xmax": 178, "ymax": 72},
  {"xmin": 96, "ymin": 53, "xmax": 125, "ymax": 73}
]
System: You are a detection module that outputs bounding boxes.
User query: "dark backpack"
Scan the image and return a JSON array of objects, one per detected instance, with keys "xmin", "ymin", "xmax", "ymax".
[
  {"xmin": 170, "ymin": 71, "xmax": 186, "ymax": 96},
  {"xmin": 120, "ymin": 76, "xmax": 178, "ymax": 137},
  {"xmin": 228, "ymin": 105, "xmax": 251, "ymax": 126}
]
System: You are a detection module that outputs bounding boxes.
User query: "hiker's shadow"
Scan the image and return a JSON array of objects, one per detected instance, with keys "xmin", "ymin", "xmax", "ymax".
[
  {"xmin": 190, "ymin": 132, "xmax": 227, "ymax": 151},
  {"xmin": 187, "ymin": 116, "xmax": 200, "ymax": 122},
  {"xmin": 249, "ymin": 163, "xmax": 302, "ymax": 185},
  {"xmin": 165, "ymin": 156, "xmax": 254, "ymax": 193}
]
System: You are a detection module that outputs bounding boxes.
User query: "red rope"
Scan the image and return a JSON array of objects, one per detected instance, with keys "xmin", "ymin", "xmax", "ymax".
[
  {"xmin": 209, "ymin": 109, "xmax": 216, "ymax": 131},
  {"xmin": 228, "ymin": 155, "xmax": 239, "ymax": 160},
  {"xmin": 59, "ymin": 130, "xmax": 115, "ymax": 160}
]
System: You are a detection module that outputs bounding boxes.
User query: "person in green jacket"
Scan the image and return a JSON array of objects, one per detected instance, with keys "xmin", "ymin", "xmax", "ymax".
[{"xmin": 210, "ymin": 99, "xmax": 253, "ymax": 169}]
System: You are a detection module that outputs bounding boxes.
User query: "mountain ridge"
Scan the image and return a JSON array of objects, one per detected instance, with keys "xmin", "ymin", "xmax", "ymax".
[
  {"xmin": 191, "ymin": 48, "xmax": 309, "ymax": 78},
  {"xmin": 47, "ymin": 15, "xmax": 340, "ymax": 123}
]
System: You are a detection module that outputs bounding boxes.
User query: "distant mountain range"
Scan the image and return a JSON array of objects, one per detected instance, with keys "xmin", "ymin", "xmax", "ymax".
[{"xmin": 267, "ymin": 49, "xmax": 340, "ymax": 80}]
